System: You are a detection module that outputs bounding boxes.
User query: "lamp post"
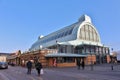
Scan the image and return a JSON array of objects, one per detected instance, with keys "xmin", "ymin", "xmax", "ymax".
[
  {"xmin": 102, "ymin": 44, "xmax": 104, "ymax": 63},
  {"xmin": 111, "ymin": 48, "xmax": 113, "ymax": 70},
  {"xmin": 56, "ymin": 40, "xmax": 59, "ymax": 53},
  {"xmin": 90, "ymin": 44, "xmax": 93, "ymax": 71},
  {"xmin": 82, "ymin": 41, "xmax": 84, "ymax": 54},
  {"xmin": 39, "ymin": 45, "xmax": 42, "ymax": 50},
  {"xmin": 73, "ymin": 45, "xmax": 76, "ymax": 54},
  {"xmin": 98, "ymin": 46, "xmax": 101, "ymax": 64}
]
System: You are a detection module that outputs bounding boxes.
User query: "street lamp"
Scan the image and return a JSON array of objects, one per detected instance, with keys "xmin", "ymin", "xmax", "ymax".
[
  {"xmin": 111, "ymin": 48, "xmax": 113, "ymax": 70},
  {"xmin": 82, "ymin": 41, "xmax": 84, "ymax": 54},
  {"xmin": 39, "ymin": 45, "xmax": 42, "ymax": 50},
  {"xmin": 102, "ymin": 44, "xmax": 104, "ymax": 63},
  {"xmin": 73, "ymin": 45, "xmax": 76, "ymax": 53},
  {"xmin": 56, "ymin": 40, "xmax": 59, "ymax": 53},
  {"xmin": 90, "ymin": 44, "xmax": 93, "ymax": 71}
]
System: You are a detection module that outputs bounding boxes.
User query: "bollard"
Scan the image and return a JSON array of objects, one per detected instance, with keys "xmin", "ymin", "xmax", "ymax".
[{"xmin": 111, "ymin": 65, "xmax": 113, "ymax": 70}]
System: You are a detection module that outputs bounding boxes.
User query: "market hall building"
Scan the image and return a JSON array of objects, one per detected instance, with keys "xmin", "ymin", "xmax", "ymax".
[{"xmin": 29, "ymin": 14, "xmax": 111, "ymax": 67}]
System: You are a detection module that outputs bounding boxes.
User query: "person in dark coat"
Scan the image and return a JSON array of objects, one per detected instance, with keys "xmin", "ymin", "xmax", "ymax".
[
  {"xmin": 76, "ymin": 58, "xmax": 81, "ymax": 70},
  {"xmin": 81, "ymin": 60, "xmax": 85, "ymax": 70},
  {"xmin": 26, "ymin": 60, "xmax": 32, "ymax": 74},
  {"xmin": 35, "ymin": 61, "xmax": 43, "ymax": 76}
]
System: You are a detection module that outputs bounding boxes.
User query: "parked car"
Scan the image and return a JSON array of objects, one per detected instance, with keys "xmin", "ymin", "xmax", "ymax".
[
  {"xmin": 0, "ymin": 62, "xmax": 8, "ymax": 69},
  {"xmin": 10, "ymin": 62, "xmax": 15, "ymax": 66}
]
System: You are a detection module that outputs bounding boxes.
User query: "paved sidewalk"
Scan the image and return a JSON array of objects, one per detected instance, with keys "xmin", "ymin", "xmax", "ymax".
[
  {"xmin": 0, "ymin": 64, "xmax": 120, "ymax": 80},
  {"xmin": 42, "ymin": 64, "xmax": 120, "ymax": 80}
]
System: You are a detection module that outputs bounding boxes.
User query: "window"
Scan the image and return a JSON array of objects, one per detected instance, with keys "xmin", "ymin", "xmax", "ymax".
[
  {"xmin": 86, "ymin": 31, "xmax": 89, "ymax": 40},
  {"xmin": 79, "ymin": 24, "xmax": 100, "ymax": 42},
  {"xmin": 57, "ymin": 57, "xmax": 75, "ymax": 63}
]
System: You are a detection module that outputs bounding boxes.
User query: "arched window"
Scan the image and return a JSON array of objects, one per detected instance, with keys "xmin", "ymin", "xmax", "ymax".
[{"xmin": 79, "ymin": 24, "xmax": 100, "ymax": 42}]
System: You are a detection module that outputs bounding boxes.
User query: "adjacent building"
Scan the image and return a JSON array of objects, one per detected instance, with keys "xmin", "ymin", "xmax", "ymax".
[
  {"xmin": 6, "ymin": 50, "xmax": 21, "ymax": 66},
  {"xmin": 0, "ymin": 53, "xmax": 10, "ymax": 62}
]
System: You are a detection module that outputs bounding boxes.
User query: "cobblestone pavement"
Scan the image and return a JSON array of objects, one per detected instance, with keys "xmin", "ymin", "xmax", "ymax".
[{"xmin": 0, "ymin": 64, "xmax": 120, "ymax": 80}]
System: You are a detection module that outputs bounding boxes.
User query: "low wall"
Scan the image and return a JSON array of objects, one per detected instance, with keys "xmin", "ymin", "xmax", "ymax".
[{"xmin": 57, "ymin": 62, "xmax": 76, "ymax": 67}]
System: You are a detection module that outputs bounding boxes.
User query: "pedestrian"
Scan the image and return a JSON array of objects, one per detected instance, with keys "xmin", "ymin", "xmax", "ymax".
[
  {"xmin": 81, "ymin": 59, "xmax": 85, "ymax": 70},
  {"xmin": 26, "ymin": 60, "xmax": 32, "ymax": 74},
  {"xmin": 53, "ymin": 58, "xmax": 57, "ymax": 67},
  {"xmin": 35, "ymin": 61, "xmax": 43, "ymax": 76},
  {"xmin": 76, "ymin": 58, "xmax": 81, "ymax": 70}
]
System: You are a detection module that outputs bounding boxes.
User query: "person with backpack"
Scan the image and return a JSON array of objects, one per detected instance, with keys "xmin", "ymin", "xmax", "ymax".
[{"xmin": 35, "ymin": 61, "xmax": 43, "ymax": 76}]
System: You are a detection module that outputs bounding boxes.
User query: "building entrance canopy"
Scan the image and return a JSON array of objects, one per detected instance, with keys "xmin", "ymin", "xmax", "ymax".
[{"xmin": 57, "ymin": 40, "xmax": 103, "ymax": 47}]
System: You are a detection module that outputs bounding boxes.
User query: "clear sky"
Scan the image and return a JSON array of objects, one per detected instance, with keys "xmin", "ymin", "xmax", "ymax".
[{"xmin": 0, "ymin": 0, "xmax": 120, "ymax": 53}]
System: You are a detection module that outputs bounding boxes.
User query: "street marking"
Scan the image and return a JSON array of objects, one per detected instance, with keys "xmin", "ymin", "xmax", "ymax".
[
  {"xmin": 29, "ymin": 76, "xmax": 36, "ymax": 80},
  {"xmin": 0, "ymin": 73, "xmax": 10, "ymax": 80}
]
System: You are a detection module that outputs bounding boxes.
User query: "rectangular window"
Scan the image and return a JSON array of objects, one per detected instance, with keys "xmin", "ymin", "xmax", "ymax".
[
  {"xmin": 57, "ymin": 57, "xmax": 75, "ymax": 63},
  {"xmin": 81, "ymin": 30, "xmax": 85, "ymax": 39},
  {"xmin": 90, "ymin": 32, "xmax": 93, "ymax": 40},
  {"xmin": 86, "ymin": 31, "xmax": 89, "ymax": 40}
]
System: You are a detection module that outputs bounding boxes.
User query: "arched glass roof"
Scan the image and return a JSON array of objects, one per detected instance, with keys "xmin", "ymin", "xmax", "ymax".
[
  {"xmin": 30, "ymin": 14, "xmax": 102, "ymax": 51},
  {"xmin": 38, "ymin": 26, "xmax": 74, "ymax": 44}
]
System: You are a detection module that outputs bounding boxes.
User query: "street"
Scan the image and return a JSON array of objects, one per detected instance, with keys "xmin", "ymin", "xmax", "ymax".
[{"xmin": 0, "ymin": 64, "xmax": 120, "ymax": 80}]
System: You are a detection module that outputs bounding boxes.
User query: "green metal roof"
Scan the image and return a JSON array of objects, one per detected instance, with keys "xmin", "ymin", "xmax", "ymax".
[{"xmin": 45, "ymin": 53, "xmax": 87, "ymax": 57}]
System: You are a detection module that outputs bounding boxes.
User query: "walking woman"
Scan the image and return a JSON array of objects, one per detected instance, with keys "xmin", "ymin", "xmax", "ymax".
[{"xmin": 35, "ymin": 61, "xmax": 43, "ymax": 76}]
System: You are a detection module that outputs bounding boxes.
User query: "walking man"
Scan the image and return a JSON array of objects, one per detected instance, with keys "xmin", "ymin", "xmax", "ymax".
[
  {"xmin": 81, "ymin": 59, "xmax": 85, "ymax": 70},
  {"xmin": 26, "ymin": 60, "xmax": 32, "ymax": 74},
  {"xmin": 76, "ymin": 58, "xmax": 81, "ymax": 70}
]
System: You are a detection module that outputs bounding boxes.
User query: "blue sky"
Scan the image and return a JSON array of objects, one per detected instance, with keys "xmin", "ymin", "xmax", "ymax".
[{"xmin": 0, "ymin": 0, "xmax": 120, "ymax": 53}]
